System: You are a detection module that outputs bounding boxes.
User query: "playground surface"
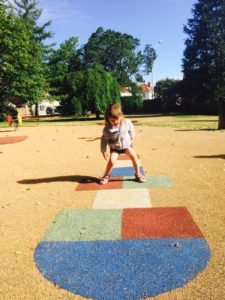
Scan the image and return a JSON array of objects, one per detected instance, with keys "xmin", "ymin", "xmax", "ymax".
[{"xmin": 0, "ymin": 124, "xmax": 225, "ymax": 299}]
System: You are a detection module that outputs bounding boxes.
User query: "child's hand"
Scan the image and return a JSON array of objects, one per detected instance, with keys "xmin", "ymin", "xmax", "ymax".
[{"xmin": 102, "ymin": 151, "xmax": 108, "ymax": 160}]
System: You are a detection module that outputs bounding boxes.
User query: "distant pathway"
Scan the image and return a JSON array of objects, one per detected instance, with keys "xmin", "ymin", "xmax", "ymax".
[{"xmin": 35, "ymin": 154, "xmax": 211, "ymax": 300}]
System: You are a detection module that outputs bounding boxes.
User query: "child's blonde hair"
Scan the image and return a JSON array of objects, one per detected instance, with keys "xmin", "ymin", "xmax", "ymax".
[{"xmin": 105, "ymin": 103, "xmax": 125, "ymax": 124}]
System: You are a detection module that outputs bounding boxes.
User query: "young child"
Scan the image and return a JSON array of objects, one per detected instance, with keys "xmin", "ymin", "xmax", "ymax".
[{"xmin": 100, "ymin": 103, "xmax": 145, "ymax": 184}]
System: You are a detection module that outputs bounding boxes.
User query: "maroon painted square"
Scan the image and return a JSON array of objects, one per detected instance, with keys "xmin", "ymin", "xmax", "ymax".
[
  {"xmin": 75, "ymin": 176, "xmax": 123, "ymax": 191},
  {"xmin": 0, "ymin": 136, "xmax": 27, "ymax": 144},
  {"xmin": 122, "ymin": 207, "xmax": 204, "ymax": 239},
  {"xmin": 118, "ymin": 154, "xmax": 140, "ymax": 160}
]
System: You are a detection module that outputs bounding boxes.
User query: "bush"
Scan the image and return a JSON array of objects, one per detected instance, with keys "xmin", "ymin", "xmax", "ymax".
[
  {"xmin": 121, "ymin": 96, "xmax": 143, "ymax": 114},
  {"xmin": 143, "ymin": 99, "xmax": 162, "ymax": 113}
]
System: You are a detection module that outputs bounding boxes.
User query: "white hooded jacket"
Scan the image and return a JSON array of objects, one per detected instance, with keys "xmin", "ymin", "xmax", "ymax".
[{"xmin": 100, "ymin": 119, "xmax": 135, "ymax": 152}]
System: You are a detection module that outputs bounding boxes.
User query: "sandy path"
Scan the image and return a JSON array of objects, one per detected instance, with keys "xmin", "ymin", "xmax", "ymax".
[{"xmin": 0, "ymin": 125, "xmax": 225, "ymax": 299}]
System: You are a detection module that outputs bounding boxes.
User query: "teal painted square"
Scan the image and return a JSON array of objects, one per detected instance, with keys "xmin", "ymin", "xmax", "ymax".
[
  {"xmin": 123, "ymin": 175, "xmax": 172, "ymax": 189},
  {"xmin": 42, "ymin": 209, "xmax": 122, "ymax": 242}
]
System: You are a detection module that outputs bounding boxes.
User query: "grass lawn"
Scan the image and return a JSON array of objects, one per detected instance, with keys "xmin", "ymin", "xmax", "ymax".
[{"xmin": 0, "ymin": 113, "xmax": 220, "ymax": 130}]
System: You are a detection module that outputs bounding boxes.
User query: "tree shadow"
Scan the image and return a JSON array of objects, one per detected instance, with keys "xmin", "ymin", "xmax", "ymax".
[
  {"xmin": 175, "ymin": 120, "xmax": 217, "ymax": 123},
  {"xmin": 125, "ymin": 113, "xmax": 177, "ymax": 119},
  {"xmin": 78, "ymin": 137, "xmax": 101, "ymax": 142},
  {"xmin": 0, "ymin": 129, "xmax": 15, "ymax": 133},
  {"xmin": 17, "ymin": 175, "xmax": 99, "ymax": 184},
  {"xmin": 25, "ymin": 116, "xmax": 102, "ymax": 123},
  {"xmin": 194, "ymin": 154, "xmax": 225, "ymax": 159},
  {"xmin": 175, "ymin": 129, "xmax": 218, "ymax": 132}
]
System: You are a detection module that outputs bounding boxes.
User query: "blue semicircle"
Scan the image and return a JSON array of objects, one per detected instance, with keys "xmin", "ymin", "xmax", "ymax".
[{"xmin": 35, "ymin": 238, "xmax": 210, "ymax": 300}]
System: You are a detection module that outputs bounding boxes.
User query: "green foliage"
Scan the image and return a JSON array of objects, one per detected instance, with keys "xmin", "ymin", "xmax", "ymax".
[
  {"xmin": 0, "ymin": 0, "xmax": 52, "ymax": 113},
  {"xmin": 121, "ymin": 96, "xmax": 142, "ymax": 114},
  {"xmin": 154, "ymin": 78, "xmax": 182, "ymax": 112},
  {"xmin": 83, "ymin": 27, "xmax": 155, "ymax": 86},
  {"xmin": 182, "ymin": 0, "xmax": 225, "ymax": 114},
  {"xmin": 0, "ymin": 6, "xmax": 38, "ymax": 103},
  {"xmin": 143, "ymin": 44, "xmax": 157, "ymax": 75},
  {"xmin": 121, "ymin": 83, "xmax": 143, "ymax": 113},
  {"xmin": 143, "ymin": 99, "xmax": 162, "ymax": 113},
  {"xmin": 1, "ymin": 6, "xmax": 158, "ymax": 119},
  {"xmin": 66, "ymin": 67, "xmax": 120, "ymax": 118},
  {"xmin": 47, "ymin": 37, "xmax": 81, "ymax": 98}
]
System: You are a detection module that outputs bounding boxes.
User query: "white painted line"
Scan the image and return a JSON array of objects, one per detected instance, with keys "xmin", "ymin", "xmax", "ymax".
[{"xmin": 93, "ymin": 188, "xmax": 151, "ymax": 209}]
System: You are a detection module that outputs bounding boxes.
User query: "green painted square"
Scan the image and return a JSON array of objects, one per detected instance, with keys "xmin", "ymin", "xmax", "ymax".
[
  {"xmin": 123, "ymin": 175, "xmax": 172, "ymax": 189},
  {"xmin": 42, "ymin": 209, "xmax": 122, "ymax": 242}
]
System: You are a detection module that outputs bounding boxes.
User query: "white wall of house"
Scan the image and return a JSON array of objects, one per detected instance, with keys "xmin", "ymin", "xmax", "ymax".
[
  {"xmin": 37, "ymin": 100, "xmax": 60, "ymax": 116},
  {"xmin": 142, "ymin": 91, "xmax": 153, "ymax": 100},
  {"xmin": 17, "ymin": 100, "xmax": 60, "ymax": 117}
]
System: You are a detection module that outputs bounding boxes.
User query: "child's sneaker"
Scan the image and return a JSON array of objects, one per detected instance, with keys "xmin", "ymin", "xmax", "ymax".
[
  {"xmin": 135, "ymin": 174, "xmax": 145, "ymax": 183},
  {"xmin": 99, "ymin": 175, "xmax": 110, "ymax": 185}
]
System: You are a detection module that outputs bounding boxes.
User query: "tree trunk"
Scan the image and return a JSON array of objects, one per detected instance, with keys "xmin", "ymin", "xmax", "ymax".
[
  {"xmin": 218, "ymin": 101, "xmax": 225, "ymax": 129},
  {"xmin": 95, "ymin": 111, "xmax": 100, "ymax": 120},
  {"xmin": 35, "ymin": 103, "xmax": 39, "ymax": 117}
]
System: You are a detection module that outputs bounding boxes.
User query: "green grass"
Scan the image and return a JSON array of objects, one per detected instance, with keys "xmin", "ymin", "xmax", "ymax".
[
  {"xmin": 133, "ymin": 114, "xmax": 219, "ymax": 130},
  {"xmin": 0, "ymin": 114, "xmax": 221, "ymax": 130}
]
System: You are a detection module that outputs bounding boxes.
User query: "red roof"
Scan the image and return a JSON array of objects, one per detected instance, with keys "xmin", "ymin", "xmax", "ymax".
[{"xmin": 140, "ymin": 83, "xmax": 152, "ymax": 92}]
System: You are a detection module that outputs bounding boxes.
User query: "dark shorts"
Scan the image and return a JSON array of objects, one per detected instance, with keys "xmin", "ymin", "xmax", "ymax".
[{"xmin": 110, "ymin": 148, "xmax": 128, "ymax": 154}]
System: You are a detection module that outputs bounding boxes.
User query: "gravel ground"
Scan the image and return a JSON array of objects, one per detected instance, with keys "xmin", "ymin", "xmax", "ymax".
[{"xmin": 0, "ymin": 125, "xmax": 225, "ymax": 300}]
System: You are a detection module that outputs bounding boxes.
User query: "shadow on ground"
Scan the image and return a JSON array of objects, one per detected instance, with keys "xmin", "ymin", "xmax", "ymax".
[
  {"xmin": 175, "ymin": 129, "xmax": 218, "ymax": 132},
  {"xmin": 194, "ymin": 154, "xmax": 225, "ymax": 159},
  {"xmin": 17, "ymin": 175, "xmax": 136, "ymax": 185},
  {"xmin": 0, "ymin": 129, "xmax": 16, "ymax": 133},
  {"xmin": 78, "ymin": 137, "xmax": 100, "ymax": 142},
  {"xmin": 17, "ymin": 175, "xmax": 99, "ymax": 184}
]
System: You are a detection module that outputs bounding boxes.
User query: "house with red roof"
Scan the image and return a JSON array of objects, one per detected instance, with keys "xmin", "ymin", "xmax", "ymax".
[{"xmin": 120, "ymin": 82, "xmax": 153, "ymax": 100}]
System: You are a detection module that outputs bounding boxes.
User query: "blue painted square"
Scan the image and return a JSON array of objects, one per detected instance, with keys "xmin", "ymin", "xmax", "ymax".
[
  {"xmin": 111, "ymin": 166, "xmax": 144, "ymax": 177},
  {"xmin": 35, "ymin": 238, "xmax": 211, "ymax": 300}
]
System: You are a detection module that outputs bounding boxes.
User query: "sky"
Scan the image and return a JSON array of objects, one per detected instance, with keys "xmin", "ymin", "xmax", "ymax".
[{"xmin": 38, "ymin": 0, "xmax": 196, "ymax": 85}]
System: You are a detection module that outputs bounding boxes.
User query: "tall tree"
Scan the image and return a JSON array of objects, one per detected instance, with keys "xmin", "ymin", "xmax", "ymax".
[
  {"xmin": 83, "ymin": 27, "xmax": 155, "ymax": 86},
  {"xmin": 0, "ymin": 1, "xmax": 42, "ymax": 113},
  {"xmin": 47, "ymin": 37, "xmax": 82, "ymax": 99},
  {"xmin": 182, "ymin": 0, "xmax": 225, "ymax": 128},
  {"xmin": 14, "ymin": 0, "xmax": 52, "ymax": 42},
  {"xmin": 66, "ymin": 66, "xmax": 121, "ymax": 118},
  {"xmin": 154, "ymin": 78, "xmax": 182, "ymax": 112},
  {"xmin": 12, "ymin": 0, "xmax": 53, "ymax": 114}
]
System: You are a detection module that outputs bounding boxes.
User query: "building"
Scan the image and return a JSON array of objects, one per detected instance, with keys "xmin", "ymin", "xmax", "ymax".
[
  {"xmin": 120, "ymin": 82, "xmax": 154, "ymax": 100},
  {"xmin": 16, "ymin": 100, "xmax": 60, "ymax": 117},
  {"xmin": 120, "ymin": 87, "xmax": 132, "ymax": 97},
  {"xmin": 140, "ymin": 82, "xmax": 154, "ymax": 100}
]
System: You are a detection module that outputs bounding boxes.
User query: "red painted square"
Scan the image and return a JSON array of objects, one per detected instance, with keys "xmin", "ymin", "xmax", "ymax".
[
  {"xmin": 75, "ymin": 176, "xmax": 123, "ymax": 191},
  {"xmin": 0, "ymin": 136, "xmax": 27, "ymax": 144},
  {"xmin": 118, "ymin": 154, "xmax": 140, "ymax": 160},
  {"xmin": 122, "ymin": 207, "xmax": 204, "ymax": 239}
]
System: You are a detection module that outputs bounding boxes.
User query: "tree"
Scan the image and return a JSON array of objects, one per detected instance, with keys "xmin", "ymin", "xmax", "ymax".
[
  {"xmin": 154, "ymin": 78, "xmax": 182, "ymax": 112},
  {"xmin": 0, "ymin": 2, "xmax": 42, "ymax": 113},
  {"xmin": 83, "ymin": 27, "xmax": 155, "ymax": 86},
  {"xmin": 48, "ymin": 28, "xmax": 156, "ymax": 116},
  {"xmin": 182, "ymin": 0, "xmax": 225, "ymax": 128},
  {"xmin": 143, "ymin": 44, "xmax": 157, "ymax": 75},
  {"xmin": 47, "ymin": 37, "xmax": 82, "ymax": 98},
  {"xmin": 66, "ymin": 66, "xmax": 120, "ymax": 118},
  {"xmin": 12, "ymin": 0, "xmax": 53, "ymax": 114}
]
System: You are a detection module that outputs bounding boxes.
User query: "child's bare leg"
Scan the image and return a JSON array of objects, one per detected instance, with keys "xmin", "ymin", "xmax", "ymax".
[
  {"xmin": 104, "ymin": 151, "xmax": 119, "ymax": 176},
  {"xmin": 125, "ymin": 147, "xmax": 142, "ymax": 176}
]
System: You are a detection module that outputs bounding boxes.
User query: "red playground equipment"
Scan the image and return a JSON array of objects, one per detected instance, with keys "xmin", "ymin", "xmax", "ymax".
[{"xmin": 7, "ymin": 115, "xmax": 13, "ymax": 126}]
